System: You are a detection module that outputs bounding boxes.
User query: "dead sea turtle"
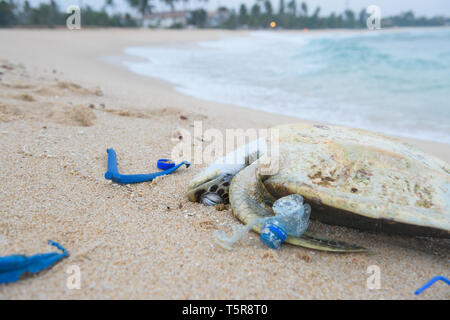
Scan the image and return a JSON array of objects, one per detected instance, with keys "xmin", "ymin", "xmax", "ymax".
[{"xmin": 187, "ymin": 123, "xmax": 450, "ymax": 252}]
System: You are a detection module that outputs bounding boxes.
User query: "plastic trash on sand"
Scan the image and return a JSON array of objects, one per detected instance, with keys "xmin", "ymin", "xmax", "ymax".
[
  {"xmin": 0, "ymin": 240, "xmax": 68, "ymax": 284},
  {"xmin": 105, "ymin": 148, "xmax": 190, "ymax": 184},
  {"xmin": 215, "ymin": 219, "xmax": 265, "ymax": 250},
  {"xmin": 214, "ymin": 194, "xmax": 311, "ymax": 250},
  {"xmin": 414, "ymin": 276, "xmax": 450, "ymax": 295}
]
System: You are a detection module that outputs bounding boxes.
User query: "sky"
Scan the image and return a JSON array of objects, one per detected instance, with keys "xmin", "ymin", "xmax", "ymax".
[{"xmin": 25, "ymin": 0, "xmax": 450, "ymax": 17}]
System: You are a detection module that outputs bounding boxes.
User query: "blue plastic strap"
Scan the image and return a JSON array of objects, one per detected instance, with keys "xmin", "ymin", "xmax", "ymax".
[
  {"xmin": 157, "ymin": 159, "xmax": 175, "ymax": 170},
  {"xmin": 105, "ymin": 148, "xmax": 190, "ymax": 184},
  {"xmin": 414, "ymin": 276, "xmax": 450, "ymax": 295},
  {"xmin": 0, "ymin": 240, "xmax": 68, "ymax": 284}
]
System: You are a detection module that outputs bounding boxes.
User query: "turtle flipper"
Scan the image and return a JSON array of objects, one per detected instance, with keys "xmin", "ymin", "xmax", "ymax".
[
  {"xmin": 230, "ymin": 162, "xmax": 366, "ymax": 252},
  {"xmin": 249, "ymin": 222, "xmax": 366, "ymax": 252},
  {"xmin": 287, "ymin": 232, "xmax": 366, "ymax": 252}
]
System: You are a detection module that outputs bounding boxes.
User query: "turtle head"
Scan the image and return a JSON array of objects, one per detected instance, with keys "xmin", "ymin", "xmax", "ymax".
[
  {"xmin": 187, "ymin": 171, "xmax": 234, "ymax": 206},
  {"xmin": 186, "ymin": 139, "xmax": 265, "ymax": 206}
]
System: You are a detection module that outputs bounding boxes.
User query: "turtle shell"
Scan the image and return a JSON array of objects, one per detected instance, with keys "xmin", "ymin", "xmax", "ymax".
[{"xmin": 263, "ymin": 124, "xmax": 450, "ymax": 237}]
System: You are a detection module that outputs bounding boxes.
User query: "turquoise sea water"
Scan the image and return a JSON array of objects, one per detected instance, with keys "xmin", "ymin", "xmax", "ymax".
[{"xmin": 123, "ymin": 28, "xmax": 450, "ymax": 143}]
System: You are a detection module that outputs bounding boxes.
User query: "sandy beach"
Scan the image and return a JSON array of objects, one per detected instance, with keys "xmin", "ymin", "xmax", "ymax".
[{"xmin": 0, "ymin": 28, "xmax": 448, "ymax": 299}]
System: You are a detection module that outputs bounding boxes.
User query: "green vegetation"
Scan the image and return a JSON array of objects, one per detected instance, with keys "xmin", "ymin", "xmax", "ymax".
[
  {"xmin": 0, "ymin": 0, "xmax": 448, "ymax": 29},
  {"xmin": 0, "ymin": 0, "xmax": 137, "ymax": 27},
  {"xmin": 0, "ymin": 0, "xmax": 17, "ymax": 26}
]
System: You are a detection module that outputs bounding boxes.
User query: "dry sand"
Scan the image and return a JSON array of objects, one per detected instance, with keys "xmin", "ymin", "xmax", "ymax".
[{"xmin": 0, "ymin": 29, "xmax": 448, "ymax": 300}]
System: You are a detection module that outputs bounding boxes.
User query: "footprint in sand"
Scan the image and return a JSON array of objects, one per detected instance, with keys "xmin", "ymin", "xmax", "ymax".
[
  {"xmin": 101, "ymin": 107, "xmax": 179, "ymax": 119},
  {"xmin": 33, "ymin": 87, "xmax": 59, "ymax": 97},
  {"xmin": 48, "ymin": 105, "xmax": 97, "ymax": 127},
  {"xmin": 101, "ymin": 106, "xmax": 205, "ymax": 121},
  {"xmin": 13, "ymin": 93, "xmax": 35, "ymax": 102},
  {"xmin": 1, "ymin": 83, "xmax": 36, "ymax": 90},
  {"xmin": 104, "ymin": 108, "xmax": 149, "ymax": 119},
  {"xmin": 56, "ymin": 81, "xmax": 103, "ymax": 97},
  {"xmin": 0, "ymin": 62, "xmax": 14, "ymax": 71},
  {"xmin": 0, "ymin": 104, "xmax": 23, "ymax": 122}
]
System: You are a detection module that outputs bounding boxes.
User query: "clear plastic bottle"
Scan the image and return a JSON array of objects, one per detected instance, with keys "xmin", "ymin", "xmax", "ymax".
[
  {"xmin": 259, "ymin": 194, "xmax": 311, "ymax": 249},
  {"xmin": 214, "ymin": 194, "xmax": 311, "ymax": 250}
]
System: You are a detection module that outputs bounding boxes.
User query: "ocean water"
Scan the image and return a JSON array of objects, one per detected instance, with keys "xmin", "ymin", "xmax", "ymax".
[{"xmin": 123, "ymin": 28, "xmax": 450, "ymax": 144}]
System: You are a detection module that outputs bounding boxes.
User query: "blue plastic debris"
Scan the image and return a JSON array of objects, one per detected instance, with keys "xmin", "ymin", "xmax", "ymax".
[
  {"xmin": 157, "ymin": 159, "xmax": 176, "ymax": 171},
  {"xmin": 104, "ymin": 148, "xmax": 190, "ymax": 184},
  {"xmin": 259, "ymin": 195, "xmax": 311, "ymax": 249},
  {"xmin": 215, "ymin": 194, "xmax": 311, "ymax": 250},
  {"xmin": 0, "ymin": 240, "xmax": 68, "ymax": 284},
  {"xmin": 414, "ymin": 276, "xmax": 450, "ymax": 295},
  {"xmin": 260, "ymin": 223, "xmax": 288, "ymax": 250}
]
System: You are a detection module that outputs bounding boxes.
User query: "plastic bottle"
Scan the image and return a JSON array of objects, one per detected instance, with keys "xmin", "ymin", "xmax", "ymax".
[
  {"xmin": 214, "ymin": 194, "xmax": 311, "ymax": 250},
  {"xmin": 259, "ymin": 194, "xmax": 311, "ymax": 249}
]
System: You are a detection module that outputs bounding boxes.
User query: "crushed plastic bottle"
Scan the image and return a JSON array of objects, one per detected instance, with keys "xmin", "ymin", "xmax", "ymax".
[
  {"xmin": 260, "ymin": 194, "xmax": 311, "ymax": 249},
  {"xmin": 214, "ymin": 194, "xmax": 311, "ymax": 250}
]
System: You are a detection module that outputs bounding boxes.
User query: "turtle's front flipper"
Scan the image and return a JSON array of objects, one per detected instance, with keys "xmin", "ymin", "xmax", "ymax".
[
  {"xmin": 230, "ymin": 161, "xmax": 366, "ymax": 253},
  {"xmin": 287, "ymin": 232, "xmax": 366, "ymax": 252}
]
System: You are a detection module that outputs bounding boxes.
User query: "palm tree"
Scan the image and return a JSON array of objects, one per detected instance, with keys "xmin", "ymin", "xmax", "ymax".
[
  {"xmin": 127, "ymin": 0, "xmax": 154, "ymax": 26},
  {"xmin": 279, "ymin": 0, "xmax": 285, "ymax": 15},
  {"xmin": 263, "ymin": 0, "xmax": 272, "ymax": 16},
  {"xmin": 263, "ymin": 0, "xmax": 273, "ymax": 27},
  {"xmin": 105, "ymin": 0, "xmax": 114, "ymax": 10},
  {"xmin": 162, "ymin": 0, "xmax": 177, "ymax": 12},
  {"xmin": 310, "ymin": 6, "xmax": 320, "ymax": 28},
  {"xmin": 359, "ymin": 8, "xmax": 367, "ymax": 28},
  {"xmin": 103, "ymin": 0, "xmax": 115, "ymax": 15},
  {"xmin": 287, "ymin": 0, "xmax": 296, "ymax": 16},
  {"xmin": 344, "ymin": 9, "xmax": 356, "ymax": 28},
  {"xmin": 300, "ymin": 1, "xmax": 307, "ymax": 16},
  {"xmin": 22, "ymin": 0, "xmax": 32, "ymax": 24},
  {"xmin": 250, "ymin": 2, "xmax": 261, "ymax": 28},
  {"xmin": 48, "ymin": 0, "xmax": 55, "ymax": 28},
  {"xmin": 238, "ymin": 3, "xmax": 249, "ymax": 26}
]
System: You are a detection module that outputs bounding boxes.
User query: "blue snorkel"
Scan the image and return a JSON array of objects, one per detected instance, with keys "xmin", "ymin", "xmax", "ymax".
[{"xmin": 104, "ymin": 148, "xmax": 190, "ymax": 184}]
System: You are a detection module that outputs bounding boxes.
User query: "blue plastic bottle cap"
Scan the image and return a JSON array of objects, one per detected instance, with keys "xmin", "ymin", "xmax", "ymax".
[
  {"xmin": 260, "ymin": 224, "xmax": 288, "ymax": 250},
  {"xmin": 157, "ymin": 159, "xmax": 175, "ymax": 170}
]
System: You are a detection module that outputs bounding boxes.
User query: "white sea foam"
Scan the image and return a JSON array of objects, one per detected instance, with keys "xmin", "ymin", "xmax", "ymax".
[{"xmin": 122, "ymin": 29, "xmax": 450, "ymax": 144}]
